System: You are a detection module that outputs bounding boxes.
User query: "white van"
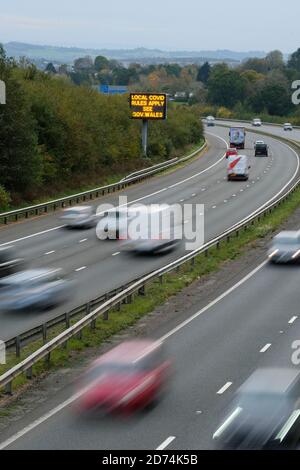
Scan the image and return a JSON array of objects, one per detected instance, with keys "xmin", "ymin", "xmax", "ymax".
[{"xmin": 227, "ymin": 154, "xmax": 250, "ymax": 181}]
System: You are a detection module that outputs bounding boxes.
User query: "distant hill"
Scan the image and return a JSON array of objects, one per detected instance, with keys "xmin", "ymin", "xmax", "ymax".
[{"xmin": 2, "ymin": 41, "xmax": 273, "ymax": 66}]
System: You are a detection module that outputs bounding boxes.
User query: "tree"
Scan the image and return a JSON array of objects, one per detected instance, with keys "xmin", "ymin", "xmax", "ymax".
[
  {"xmin": 0, "ymin": 49, "xmax": 42, "ymax": 195},
  {"xmin": 249, "ymin": 81, "xmax": 292, "ymax": 116},
  {"xmin": 288, "ymin": 48, "xmax": 300, "ymax": 72},
  {"xmin": 197, "ymin": 62, "xmax": 211, "ymax": 83},
  {"xmin": 74, "ymin": 56, "xmax": 94, "ymax": 72},
  {"xmin": 265, "ymin": 50, "xmax": 284, "ymax": 70},
  {"xmin": 94, "ymin": 55, "xmax": 110, "ymax": 72},
  {"xmin": 207, "ymin": 64, "xmax": 246, "ymax": 108},
  {"xmin": 45, "ymin": 62, "xmax": 57, "ymax": 74}
]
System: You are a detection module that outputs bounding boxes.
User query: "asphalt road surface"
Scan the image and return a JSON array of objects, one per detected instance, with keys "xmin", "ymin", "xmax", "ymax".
[{"xmin": 0, "ymin": 124, "xmax": 298, "ymax": 342}]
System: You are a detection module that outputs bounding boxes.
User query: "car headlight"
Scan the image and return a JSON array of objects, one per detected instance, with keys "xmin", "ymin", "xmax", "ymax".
[{"xmin": 268, "ymin": 249, "xmax": 279, "ymax": 259}]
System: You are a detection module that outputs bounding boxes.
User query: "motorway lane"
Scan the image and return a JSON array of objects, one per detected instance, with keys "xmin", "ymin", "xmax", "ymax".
[
  {"xmin": 218, "ymin": 119, "xmax": 300, "ymax": 143},
  {"xmin": 0, "ymin": 126, "xmax": 298, "ymax": 341},
  {"xmin": 3, "ymin": 261, "xmax": 300, "ymax": 450}
]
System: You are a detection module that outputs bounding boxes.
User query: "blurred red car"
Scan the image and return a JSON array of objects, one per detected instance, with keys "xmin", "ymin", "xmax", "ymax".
[
  {"xmin": 75, "ymin": 340, "xmax": 171, "ymax": 414},
  {"xmin": 225, "ymin": 148, "xmax": 238, "ymax": 159}
]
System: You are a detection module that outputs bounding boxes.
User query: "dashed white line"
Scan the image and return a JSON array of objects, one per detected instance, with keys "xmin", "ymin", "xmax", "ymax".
[
  {"xmin": 289, "ymin": 316, "xmax": 298, "ymax": 324},
  {"xmin": 201, "ymin": 188, "xmax": 206, "ymax": 191},
  {"xmin": 180, "ymin": 199, "xmax": 185, "ymax": 202},
  {"xmin": 212, "ymin": 205, "xmax": 217, "ymax": 209},
  {"xmin": 217, "ymin": 382, "xmax": 233, "ymax": 395},
  {"xmin": 260, "ymin": 343, "xmax": 272, "ymax": 353},
  {"xmin": 75, "ymin": 266, "xmax": 86, "ymax": 272},
  {"xmin": 44, "ymin": 250, "xmax": 55, "ymax": 255},
  {"xmin": 224, "ymin": 200, "xmax": 228, "ymax": 203},
  {"xmin": 79, "ymin": 239, "xmax": 88, "ymax": 243},
  {"xmin": 192, "ymin": 193, "xmax": 196, "ymax": 197},
  {"xmin": 112, "ymin": 252, "xmax": 120, "ymax": 256},
  {"xmin": 156, "ymin": 436, "xmax": 176, "ymax": 451},
  {"xmin": 232, "ymin": 194, "xmax": 236, "ymax": 197}
]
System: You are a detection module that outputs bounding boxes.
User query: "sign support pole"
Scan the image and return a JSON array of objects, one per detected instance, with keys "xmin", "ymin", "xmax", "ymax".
[{"xmin": 142, "ymin": 119, "xmax": 148, "ymax": 157}]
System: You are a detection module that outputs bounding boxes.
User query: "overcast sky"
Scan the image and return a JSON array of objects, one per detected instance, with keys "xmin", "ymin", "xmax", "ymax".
[{"xmin": 0, "ymin": 0, "xmax": 299, "ymax": 52}]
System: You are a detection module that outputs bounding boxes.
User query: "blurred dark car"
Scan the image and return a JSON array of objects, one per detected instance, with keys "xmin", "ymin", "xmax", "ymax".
[
  {"xmin": 0, "ymin": 246, "xmax": 25, "ymax": 279},
  {"xmin": 255, "ymin": 142, "xmax": 268, "ymax": 157},
  {"xmin": 0, "ymin": 268, "xmax": 74, "ymax": 311},
  {"xmin": 268, "ymin": 231, "xmax": 300, "ymax": 264},
  {"xmin": 75, "ymin": 340, "xmax": 172, "ymax": 415},
  {"xmin": 213, "ymin": 368, "xmax": 300, "ymax": 449}
]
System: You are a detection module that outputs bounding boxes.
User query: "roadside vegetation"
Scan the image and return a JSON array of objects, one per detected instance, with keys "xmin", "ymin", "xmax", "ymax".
[{"xmin": 0, "ymin": 45, "xmax": 203, "ymax": 210}]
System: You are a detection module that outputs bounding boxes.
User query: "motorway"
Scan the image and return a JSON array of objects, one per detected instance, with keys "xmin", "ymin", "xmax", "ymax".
[
  {"xmin": 0, "ymin": 124, "xmax": 299, "ymax": 341},
  {"xmin": 1, "ymin": 122, "xmax": 300, "ymax": 449}
]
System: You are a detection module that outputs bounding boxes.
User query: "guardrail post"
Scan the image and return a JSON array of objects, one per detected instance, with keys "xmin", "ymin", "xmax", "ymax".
[
  {"xmin": 45, "ymin": 352, "xmax": 51, "ymax": 366},
  {"xmin": 205, "ymin": 249, "xmax": 208, "ymax": 257},
  {"xmin": 159, "ymin": 275, "xmax": 163, "ymax": 284},
  {"xmin": 227, "ymin": 235, "xmax": 230, "ymax": 243},
  {"xmin": 16, "ymin": 336, "xmax": 21, "ymax": 358},
  {"xmin": 42, "ymin": 324, "xmax": 47, "ymax": 344},
  {"xmin": 138, "ymin": 285, "xmax": 146, "ymax": 296},
  {"xmin": 65, "ymin": 312, "xmax": 70, "ymax": 329},
  {"xmin": 26, "ymin": 367, "xmax": 33, "ymax": 380},
  {"xmin": 103, "ymin": 309, "xmax": 109, "ymax": 321},
  {"xmin": 4, "ymin": 217, "xmax": 7, "ymax": 224},
  {"xmin": 236, "ymin": 230, "xmax": 239, "ymax": 238},
  {"xmin": 127, "ymin": 294, "xmax": 133, "ymax": 304},
  {"xmin": 77, "ymin": 330, "xmax": 83, "ymax": 340},
  {"xmin": 191, "ymin": 257, "xmax": 195, "ymax": 266},
  {"xmin": 25, "ymin": 211, "xmax": 29, "ymax": 219}
]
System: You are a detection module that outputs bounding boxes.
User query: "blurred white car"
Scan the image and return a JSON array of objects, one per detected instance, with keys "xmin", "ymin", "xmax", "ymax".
[
  {"xmin": 283, "ymin": 123, "xmax": 293, "ymax": 131},
  {"xmin": 0, "ymin": 268, "xmax": 74, "ymax": 311},
  {"xmin": 96, "ymin": 207, "xmax": 136, "ymax": 240},
  {"xmin": 206, "ymin": 116, "xmax": 215, "ymax": 127},
  {"xmin": 252, "ymin": 118, "xmax": 262, "ymax": 127},
  {"xmin": 60, "ymin": 206, "xmax": 95, "ymax": 228}
]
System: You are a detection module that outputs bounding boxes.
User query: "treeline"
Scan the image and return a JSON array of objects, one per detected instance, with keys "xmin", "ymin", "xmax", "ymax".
[
  {"xmin": 0, "ymin": 46, "xmax": 203, "ymax": 210},
  {"xmin": 47, "ymin": 48, "xmax": 300, "ymax": 120}
]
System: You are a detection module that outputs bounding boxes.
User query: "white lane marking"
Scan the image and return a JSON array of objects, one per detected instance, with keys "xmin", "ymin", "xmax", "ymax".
[
  {"xmin": 224, "ymin": 200, "xmax": 228, "ymax": 203},
  {"xmin": 201, "ymin": 188, "xmax": 206, "ymax": 191},
  {"xmin": 0, "ymin": 226, "xmax": 65, "ymax": 248},
  {"xmin": 79, "ymin": 239, "xmax": 88, "ymax": 243},
  {"xmin": 160, "ymin": 260, "xmax": 268, "ymax": 343},
  {"xmin": 0, "ymin": 135, "xmax": 228, "ymax": 248},
  {"xmin": 289, "ymin": 316, "xmax": 298, "ymax": 324},
  {"xmin": 44, "ymin": 250, "xmax": 55, "ymax": 255},
  {"xmin": 180, "ymin": 199, "xmax": 185, "ymax": 202},
  {"xmin": 192, "ymin": 193, "xmax": 196, "ymax": 197},
  {"xmin": 112, "ymin": 252, "xmax": 120, "ymax": 256},
  {"xmin": 217, "ymin": 382, "xmax": 233, "ymax": 395},
  {"xmin": 156, "ymin": 436, "xmax": 176, "ymax": 451},
  {"xmin": 75, "ymin": 266, "xmax": 86, "ymax": 272},
  {"xmin": 0, "ymin": 392, "xmax": 84, "ymax": 450},
  {"xmin": 240, "ymin": 189, "xmax": 244, "ymax": 192},
  {"xmin": 212, "ymin": 205, "xmax": 217, "ymax": 209},
  {"xmin": 184, "ymin": 220, "xmax": 189, "ymax": 224},
  {"xmin": 232, "ymin": 194, "xmax": 236, "ymax": 197},
  {"xmin": 196, "ymin": 411, "xmax": 203, "ymax": 415},
  {"xmin": 260, "ymin": 343, "xmax": 272, "ymax": 353},
  {"xmin": 0, "ymin": 260, "xmax": 268, "ymax": 449},
  {"xmin": 280, "ymin": 331, "xmax": 284, "ymax": 334}
]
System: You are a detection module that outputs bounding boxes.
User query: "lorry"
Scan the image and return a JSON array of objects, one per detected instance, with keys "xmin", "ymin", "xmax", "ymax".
[{"xmin": 229, "ymin": 127, "xmax": 246, "ymax": 150}]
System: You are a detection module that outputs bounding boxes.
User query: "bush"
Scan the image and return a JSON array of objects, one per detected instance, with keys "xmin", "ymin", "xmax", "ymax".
[{"xmin": 0, "ymin": 185, "xmax": 11, "ymax": 211}]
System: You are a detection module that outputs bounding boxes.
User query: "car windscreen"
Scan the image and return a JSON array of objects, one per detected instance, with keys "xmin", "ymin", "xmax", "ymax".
[{"xmin": 276, "ymin": 237, "xmax": 299, "ymax": 245}]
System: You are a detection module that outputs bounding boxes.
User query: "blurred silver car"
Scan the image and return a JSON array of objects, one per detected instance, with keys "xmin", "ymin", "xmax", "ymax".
[
  {"xmin": 213, "ymin": 368, "xmax": 300, "ymax": 449},
  {"xmin": 268, "ymin": 231, "xmax": 300, "ymax": 263},
  {"xmin": 0, "ymin": 246, "xmax": 25, "ymax": 279},
  {"xmin": 60, "ymin": 206, "xmax": 95, "ymax": 228},
  {"xmin": 284, "ymin": 123, "xmax": 293, "ymax": 131},
  {"xmin": 0, "ymin": 268, "xmax": 74, "ymax": 311},
  {"xmin": 252, "ymin": 118, "xmax": 262, "ymax": 127}
]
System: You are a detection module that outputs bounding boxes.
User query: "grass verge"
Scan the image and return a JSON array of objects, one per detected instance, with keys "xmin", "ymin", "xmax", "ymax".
[{"xmin": 1, "ymin": 180, "xmax": 300, "ymax": 397}]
